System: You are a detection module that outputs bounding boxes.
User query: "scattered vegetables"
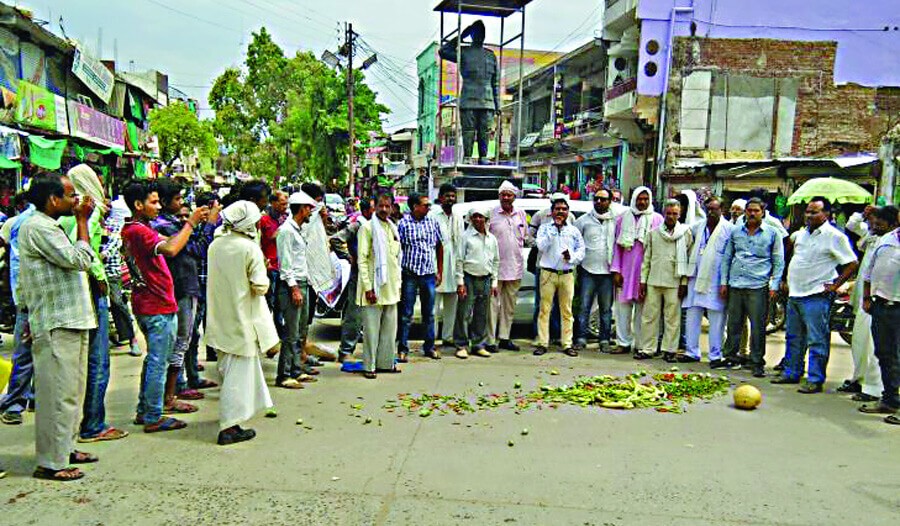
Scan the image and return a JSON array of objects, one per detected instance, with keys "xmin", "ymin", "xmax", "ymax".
[{"xmin": 382, "ymin": 372, "xmax": 730, "ymax": 418}]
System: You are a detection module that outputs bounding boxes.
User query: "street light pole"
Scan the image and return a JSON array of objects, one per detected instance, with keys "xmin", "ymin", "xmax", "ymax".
[{"xmin": 346, "ymin": 22, "xmax": 356, "ymax": 198}]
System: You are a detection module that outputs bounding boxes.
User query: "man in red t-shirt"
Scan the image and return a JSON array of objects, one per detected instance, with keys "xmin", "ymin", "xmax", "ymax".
[
  {"xmin": 121, "ymin": 181, "xmax": 208, "ymax": 433},
  {"xmin": 260, "ymin": 190, "xmax": 288, "ymax": 337}
]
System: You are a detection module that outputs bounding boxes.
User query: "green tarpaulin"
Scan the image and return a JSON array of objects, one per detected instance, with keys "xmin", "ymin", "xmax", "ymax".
[
  {"xmin": 28, "ymin": 136, "xmax": 67, "ymax": 170},
  {"xmin": 127, "ymin": 122, "xmax": 140, "ymax": 150},
  {"xmin": 74, "ymin": 143, "xmax": 124, "ymax": 161},
  {"xmin": 0, "ymin": 155, "xmax": 21, "ymax": 169},
  {"xmin": 134, "ymin": 159, "xmax": 148, "ymax": 179}
]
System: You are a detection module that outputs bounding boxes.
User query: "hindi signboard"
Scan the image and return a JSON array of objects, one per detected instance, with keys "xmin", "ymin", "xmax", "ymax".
[{"xmin": 68, "ymin": 100, "xmax": 125, "ymax": 151}]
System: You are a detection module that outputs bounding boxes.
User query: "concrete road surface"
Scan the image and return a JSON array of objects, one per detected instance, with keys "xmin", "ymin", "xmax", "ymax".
[{"xmin": 0, "ymin": 322, "xmax": 897, "ymax": 526}]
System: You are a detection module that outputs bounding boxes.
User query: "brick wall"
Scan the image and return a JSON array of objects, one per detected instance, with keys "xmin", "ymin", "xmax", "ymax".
[{"xmin": 668, "ymin": 37, "xmax": 899, "ymax": 158}]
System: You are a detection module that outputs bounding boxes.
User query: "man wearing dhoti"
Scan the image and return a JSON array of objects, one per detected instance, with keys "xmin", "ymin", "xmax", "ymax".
[{"xmin": 205, "ymin": 201, "xmax": 279, "ymax": 445}]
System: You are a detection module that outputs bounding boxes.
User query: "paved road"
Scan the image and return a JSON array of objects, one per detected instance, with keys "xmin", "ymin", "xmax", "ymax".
[{"xmin": 1, "ymin": 322, "xmax": 897, "ymax": 525}]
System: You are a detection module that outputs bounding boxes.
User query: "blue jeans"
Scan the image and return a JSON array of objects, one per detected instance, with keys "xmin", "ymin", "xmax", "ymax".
[
  {"xmin": 576, "ymin": 270, "xmax": 614, "ymax": 345},
  {"xmin": 80, "ymin": 297, "xmax": 111, "ymax": 438},
  {"xmin": 399, "ymin": 271, "xmax": 436, "ymax": 354},
  {"xmin": 0, "ymin": 308, "xmax": 33, "ymax": 414},
  {"xmin": 784, "ymin": 294, "xmax": 833, "ymax": 384},
  {"xmin": 135, "ymin": 313, "xmax": 177, "ymax": 423}
]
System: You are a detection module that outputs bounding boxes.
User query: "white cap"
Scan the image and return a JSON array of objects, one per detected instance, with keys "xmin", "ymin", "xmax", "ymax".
[
  {"xmin": 288, "ymin": 191, "xmax": 317, "ymax": 206},
  {"xmin": 549, "ymin": 192, "xmax": 568, "ymax": 203},
  {"xmin": 467, "ymin": 206, "xmax": 490, "ymax": 221},
  {"xmin": 498, "ymin": 180, "xmax": 519, "ymax": 196}
]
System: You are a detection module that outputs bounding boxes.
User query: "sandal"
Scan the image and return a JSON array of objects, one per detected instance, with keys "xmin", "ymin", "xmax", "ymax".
[
  {"xmin": 397, "ymin": 351, "xmax": 409, "ymax": 363},
  {"xmin": 33, "ymin": 466, "xmax": 84, "ymax": 482},
  {"xmin": 363, "ymin": 371, "xmax": 377, "ymax": 379},
  {"xmin": 163, "ymin": 400, "xmax": 198, "ymax": 414},
  {"xmin": 143, "ymin": 417, "xmax": 187, "ymax": 433},
  {"xmin": 633, "ymin": 351, "xmax": 653, "ymax": 360},
  {"xmin": 193, "ymin": 378, "xmax": 217, "ymax": 389},
  {"xmin": 69, "ymin": 451, "xmax": 99, "ymax": 464},
  {"xmin": 276, "ymin": 378, "xmax": 304, "ymax": 389},
  {"xmin": 884, "ymin": 414, "xmax": 900, "ymax": 425},
  {"xmin": 78, "ymin": 427, "xmax": 129, "ymax": 443},
  {"xmin": 177, "ymin": 389, "xmax": 205, "ymax": 401},
  {"xmin": 296, "ymin": 374, "xmax": 318, "ymax": 383},
  {"xmin": 375, "ymin": 367, "xmax": 402, "ymax": 374}
]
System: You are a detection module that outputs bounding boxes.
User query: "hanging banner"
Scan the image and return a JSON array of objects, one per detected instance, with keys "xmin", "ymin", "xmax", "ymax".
[
  {"xmin": 15, "ymin": 80, "xmax": 68, "ymax": 133},
  {"xmin": 71, "ymin": 45, "xmax": 114, "ymax": 103},
  {"xmin": 67, "ymin": 100, "xmax": 125, "ymax": 151}
]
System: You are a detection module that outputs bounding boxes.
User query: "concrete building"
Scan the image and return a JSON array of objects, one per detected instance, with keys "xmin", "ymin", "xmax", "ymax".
[{"xmin": 601, "ymin": 0, "xmax": 900, "ymax": 203}]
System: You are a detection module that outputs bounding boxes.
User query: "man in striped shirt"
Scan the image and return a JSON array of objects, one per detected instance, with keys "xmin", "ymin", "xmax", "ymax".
[{"xmin": 397, "ymin": 192, "xmax": 444, "ymax": 361}]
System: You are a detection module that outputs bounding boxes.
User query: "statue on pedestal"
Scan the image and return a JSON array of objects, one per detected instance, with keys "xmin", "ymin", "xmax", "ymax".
[{"xmin": 439, "ymin": 21, "xmax": 499, "ymax": 164}]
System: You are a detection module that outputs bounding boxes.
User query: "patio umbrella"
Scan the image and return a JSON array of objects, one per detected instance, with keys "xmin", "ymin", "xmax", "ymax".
[{"xmin": 786, "ymin": 177, "xmax": 873, "ymax": 205}]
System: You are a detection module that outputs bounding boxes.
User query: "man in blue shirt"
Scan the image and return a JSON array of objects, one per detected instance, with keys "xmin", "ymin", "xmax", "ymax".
[
  {"xmin": 0, "ymin": 201, "xmax": 36, "ymax": 425},
  {"xmin": 397, "ymin": 193, "xmax": 444, "ymax": 361},
  {"xmin": 720, "ymin": 198, "xmax": 785, "ymax": 377}
]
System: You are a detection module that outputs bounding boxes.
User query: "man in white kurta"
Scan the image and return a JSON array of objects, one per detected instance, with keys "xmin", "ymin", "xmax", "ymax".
[
  {"xmin": 205, "ymin": 201, "xmax": 280, "ymax": 445},
  {"xmin": 357, "ymin": 194, "xmax": 403, "ymax": 378},
  {"xmin": 430, "ymin": 183, "xmax": 464, "ymax": 348}
]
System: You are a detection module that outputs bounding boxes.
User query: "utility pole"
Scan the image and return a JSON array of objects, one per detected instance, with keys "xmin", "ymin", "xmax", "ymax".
[{"xmin": 345, "ymin": 23, "xmax": 357, "ymax": 198}]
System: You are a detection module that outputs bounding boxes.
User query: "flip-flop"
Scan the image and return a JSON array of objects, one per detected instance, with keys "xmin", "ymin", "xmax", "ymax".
[
  {"xmin": 143, "ymin": 417, "xmax": 187, "ymax": 433},
  {"xmin": 69, "ymin": 451, "xmax": 98, "ymax": 464},
  {"xmin": 397, "ymin": 352, "xmax": 409, "ymax": 363},
  {"xmin": 33, "ymin": 466, "xmax": 84, "ymax": 482},
  {"xmin": 78, "ymin": 427, "xmax": 129, "ymax": 443},
  {"xmin": 277, "ymin": 379, "xmax": 304, "ymax": 389},
  {"xmin": 884, "ymin": 414, "xmax": 900, "ymax": 425},
  {"xmin": 163, "ymin": 401, "xmax": 198, "ymax": 414},
  {"xmin": 363, "ymin": 371, "xmax": 377, "ymax": 379}
]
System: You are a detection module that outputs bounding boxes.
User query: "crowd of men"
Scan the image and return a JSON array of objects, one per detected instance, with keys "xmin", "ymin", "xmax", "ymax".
[{"xmin": 1, "ymin": 167, "xmax": 898, "ymax": 482}]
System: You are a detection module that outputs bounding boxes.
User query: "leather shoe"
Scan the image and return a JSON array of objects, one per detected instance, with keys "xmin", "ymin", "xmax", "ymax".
[
  {"xmin": 499, "ymin": 339, "xmax": 520, "ymax": 351},
  {"xmin": 533, "ymin": 346, "xmax": 548, "ymax": 356},
  {"xmin": 797, "ymin": 382, "xmax": 823, "ymax": 394},
  {"xmin": 562, "ymin": 347, "xmax": 578, "ymax": 357},
  {"xmin": 770, "ymin": 376, "xmax": 800, "ymax": 385},
  {"xmin": 836, "ymin": 380, "xmax": 862, "ymax": 393}
]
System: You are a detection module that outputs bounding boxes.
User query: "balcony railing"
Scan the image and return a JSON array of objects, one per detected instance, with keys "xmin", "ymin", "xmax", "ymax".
[{"xmin": 605, "ymin": 77, "xmax": 637, "ymax": 101}]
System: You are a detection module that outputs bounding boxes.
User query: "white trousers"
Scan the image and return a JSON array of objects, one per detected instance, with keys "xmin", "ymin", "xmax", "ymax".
[
  {"xmin": 851, "ymin": 309, "xmax": 883, "ymax": 397},
  {"xmin": 435, "ymin": 292, "xmax": 458, "ymax": 343},
  {"xmin": 614, "ymin": 300, "xmax": 643, "ymax": 349},
  {"xmin": 684, "ymin": 307, "xmax": 725, "ymax": 361}
]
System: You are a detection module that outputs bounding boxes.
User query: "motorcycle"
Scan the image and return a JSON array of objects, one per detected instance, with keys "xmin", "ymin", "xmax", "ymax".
[{"xmin": 766, "ymin": 282, "xmax": 855, "ymax": 345}]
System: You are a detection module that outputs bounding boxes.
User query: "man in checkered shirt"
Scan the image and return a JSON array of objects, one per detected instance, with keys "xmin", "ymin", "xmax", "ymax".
[{"xmin": 397, "ymin": 192, "xmax": 444, "ymax": 360}]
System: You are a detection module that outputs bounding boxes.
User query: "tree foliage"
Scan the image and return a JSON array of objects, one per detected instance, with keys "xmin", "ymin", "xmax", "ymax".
[
  {"xmin": 148, "ymin": 102, "xmax": 217, "ymax": 165},
  {"xmin": 209, "ymin": 27, "xmax": 390, "ymax": 185}
]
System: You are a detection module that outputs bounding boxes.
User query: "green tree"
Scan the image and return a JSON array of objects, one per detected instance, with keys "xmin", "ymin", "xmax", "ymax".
[
  {"xmin": 208, "ymin": 27, "xmax": 389, "ymax": 185},
  {"xmin": 148, "ymin": 102, "xmax": 217, "ymax": 165}
]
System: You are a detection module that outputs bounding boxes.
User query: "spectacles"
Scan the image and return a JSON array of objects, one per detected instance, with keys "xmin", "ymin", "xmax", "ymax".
[{"xmin": 595, "ymin": 196, "xmax": 610, "ymax": 201}]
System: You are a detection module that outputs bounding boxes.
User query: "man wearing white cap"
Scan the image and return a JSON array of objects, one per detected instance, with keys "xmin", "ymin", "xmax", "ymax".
[
  {"xmin": 274, "ymin": 191, "xmax": 318, "ymax": 389},
  {"xmin": 453, "ymin": 207, "xmax": 499, "ymax": 358},
  {"xmin": 488, "ymin": 181, "xmax": 529, "ymax": 351},
  {"xmin": 205, "ymin": 201, "xmax": 279, "ymax": 445}
]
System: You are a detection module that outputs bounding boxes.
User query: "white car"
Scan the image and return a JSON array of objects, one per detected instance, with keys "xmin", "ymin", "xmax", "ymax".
[{"xmin": 452, "ymin": 198, "xmax": 594, "ymax": 325}]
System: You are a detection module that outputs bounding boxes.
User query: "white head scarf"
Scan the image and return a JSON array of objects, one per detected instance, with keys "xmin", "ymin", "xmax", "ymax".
[
  {"xmin": 221, "ymin": 200, "xmax": 261, "ymax": 237},
  {"xmin": 618, "ymin": 186, "xmax": 655, "ymax": 249},
  {"xmin": 730, "ymin": 199, "xmax": 747, "ymax": 224},
  {"xmin": 680, "ymin": 189, "xmax": 706, "ymax": 226},
  {"xmin": 67, "ymin": 164, "xmax": 107, "ymax": 214},
  {"xmin": 498, "ymin": 180, "xmax": 519, "ymax": 196}
]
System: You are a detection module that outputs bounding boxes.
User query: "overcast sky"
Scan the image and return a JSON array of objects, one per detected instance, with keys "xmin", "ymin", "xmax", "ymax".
[{"xmin": 45, "ymin": 0, "xmax": 603, "ymax": 129}]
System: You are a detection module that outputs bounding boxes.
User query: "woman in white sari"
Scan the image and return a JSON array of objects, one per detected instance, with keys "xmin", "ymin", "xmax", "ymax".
[{"xmin": 206, "ymin": 201, "xmax": 279, "ymax": 445}]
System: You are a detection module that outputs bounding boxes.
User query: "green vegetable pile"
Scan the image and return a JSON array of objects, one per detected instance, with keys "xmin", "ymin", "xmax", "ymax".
[{"xmin": 383, "ymin": 371, "xmax": 730, "ymax": 417}]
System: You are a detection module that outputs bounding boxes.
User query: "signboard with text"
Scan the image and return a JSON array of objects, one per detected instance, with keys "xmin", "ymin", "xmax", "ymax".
[
  {"xmin": 68, "ymin": 100, "xmax": 125, "ymax": 150},
  {"xmin": 72, "ymin": 45, "xmax": 114, "ymax": 103},
  {"xmin": 15, "ymin": 80, "xmax": 67, "ymax": 133}
]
